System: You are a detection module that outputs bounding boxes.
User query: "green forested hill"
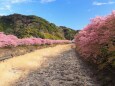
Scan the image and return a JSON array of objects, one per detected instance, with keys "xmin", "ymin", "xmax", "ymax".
[
  {"xmin": 59, "ymin": 26, "xmax": 80, "ymax": 40},
  {"xmin": 0, "ymin": 14, "xmax": 77, "ymax": 40}
]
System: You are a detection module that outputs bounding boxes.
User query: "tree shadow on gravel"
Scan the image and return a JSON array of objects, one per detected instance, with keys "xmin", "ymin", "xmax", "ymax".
[{"xmin": 75, "ymin": 50, "xmax": 115, "ymax": 86}]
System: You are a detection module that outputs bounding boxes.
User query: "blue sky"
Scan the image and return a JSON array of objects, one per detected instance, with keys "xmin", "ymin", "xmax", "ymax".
[{"xmin": 0, "ymin": 0, "xmax": 115, "ymax": 30}]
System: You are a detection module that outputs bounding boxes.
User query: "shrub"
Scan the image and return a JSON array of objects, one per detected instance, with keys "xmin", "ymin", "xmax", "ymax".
[
  {"xmin": 75, "ymin": 11, "xmax": 115, "ymax": 69},
  {"xmin": 75, "ymin": 11, "xmax": 115, "ymax": 85},
  {"xmin": 0, "ymin": 32, "xmax": 70, "ymax": 48}
]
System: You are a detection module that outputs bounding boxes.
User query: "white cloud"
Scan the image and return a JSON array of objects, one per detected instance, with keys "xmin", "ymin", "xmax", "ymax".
[
  {"xmin": 0, "ymin": 5, "xmax": 11, "ymax": 11},
  {"xmin": 40, "ymin": 0, "xmax": 56, "ymax": 3},
  {"xmin": 0, "ymin": 0, "xmax": 32, "ymax": 11},
  {"xmin": 10, "ymin": 0, "xmax": 29, "ymax": 4},
  {"xmin": 93, "ymin": 1, "xmax": 115, "ymax": 6},
  {"xmin": 0, "ymin": 13, "xmax": 7, "ymax": 16}
]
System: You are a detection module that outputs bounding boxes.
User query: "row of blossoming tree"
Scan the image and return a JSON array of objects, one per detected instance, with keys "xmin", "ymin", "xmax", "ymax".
[
  {"xmin": 0, "ymin": 32, "xmax": 70, "ymax": 48},
  {"xmin": 75, "ymin": 11, "xmax": 115, "ymax": 70}
]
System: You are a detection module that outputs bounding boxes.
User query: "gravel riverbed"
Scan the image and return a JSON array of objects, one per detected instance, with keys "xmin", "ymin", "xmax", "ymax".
[{"xmin": 0, "ymin": 44, "xmax": 100, "ymax": 86}]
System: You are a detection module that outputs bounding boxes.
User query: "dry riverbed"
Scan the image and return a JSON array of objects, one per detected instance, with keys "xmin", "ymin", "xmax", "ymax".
[{"xmin": 0, "ymin": 44, "xmax": 100, "ymax": 86}]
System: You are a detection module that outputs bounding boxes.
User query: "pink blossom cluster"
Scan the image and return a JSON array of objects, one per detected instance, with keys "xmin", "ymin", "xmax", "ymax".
[
  {"xmin": 75, "ymin": 11, "xmax": 115, "ymax": 62},
  {"xmin": 0, "ymin": 32, "xmax": 70, "ymax": 47}
]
